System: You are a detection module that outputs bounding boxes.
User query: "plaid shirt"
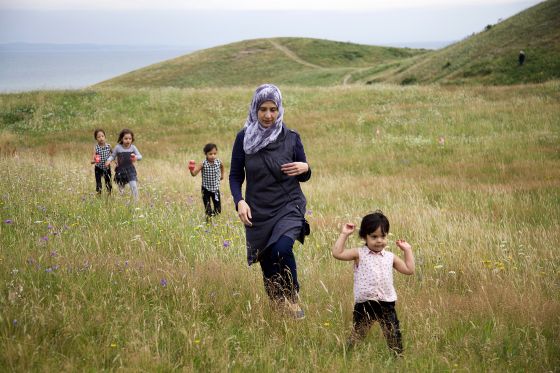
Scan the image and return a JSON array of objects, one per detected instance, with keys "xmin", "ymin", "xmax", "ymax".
[
  {"xmin": 201, "ymin": 159, "xmax": 221, "ymax": 192},
  {"xmin": 95, "ymin": 143, "xmax": 112, "ymax": 170}
]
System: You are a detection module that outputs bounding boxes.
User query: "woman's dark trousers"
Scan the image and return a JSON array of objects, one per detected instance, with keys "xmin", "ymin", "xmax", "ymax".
[{"xmin": 259, "ymin": 235, "xmax": 299, "ymax": 302}]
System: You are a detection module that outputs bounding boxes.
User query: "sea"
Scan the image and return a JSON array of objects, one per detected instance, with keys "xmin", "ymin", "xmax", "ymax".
[{"xmin": 0, "ymin": 44, "xmax": 196, "ymax": 93}]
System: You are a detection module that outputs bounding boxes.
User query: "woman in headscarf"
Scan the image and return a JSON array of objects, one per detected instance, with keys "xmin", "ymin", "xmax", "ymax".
[{"xmin": 229, "ymin": 84, "xmax": 311, "ymax": 319}]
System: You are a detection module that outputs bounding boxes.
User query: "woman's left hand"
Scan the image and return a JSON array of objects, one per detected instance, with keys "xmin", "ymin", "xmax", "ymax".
[{"xmin": 281, "ymin": 162, "xmax": 309, "ymax": 176}]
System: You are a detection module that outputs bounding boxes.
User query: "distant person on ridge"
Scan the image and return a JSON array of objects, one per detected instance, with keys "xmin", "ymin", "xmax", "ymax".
[
  {"xmin": 518, "ymin": 50, "xmax": 526, "ymax": 66},
  {"xmin": 229, "ymin": 84, "xmax": 311, "ymax": 319}
]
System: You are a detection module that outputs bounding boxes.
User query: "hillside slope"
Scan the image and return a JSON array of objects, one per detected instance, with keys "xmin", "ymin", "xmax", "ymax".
[
  {"xmin": 95, "ymin": 0, "xmax": 559, "ymax": 88},
  {"xmin": 362, "ymin": 0, "xmax": 560, "ymax": 85},
  {"xmin": 94, "ymin": 38, "xmax": 426, "ymax": 88}
]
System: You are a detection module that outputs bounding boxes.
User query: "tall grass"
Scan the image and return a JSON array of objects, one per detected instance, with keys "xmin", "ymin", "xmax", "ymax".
[{"xmin": 1, "ymin": 83, "xmax": 559, "ymax": 371}]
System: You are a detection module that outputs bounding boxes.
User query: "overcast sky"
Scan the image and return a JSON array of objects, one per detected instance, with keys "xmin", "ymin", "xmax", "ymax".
[{"xmin": 0, "ymin": 0, "xmax": 543, "ymax": 49}]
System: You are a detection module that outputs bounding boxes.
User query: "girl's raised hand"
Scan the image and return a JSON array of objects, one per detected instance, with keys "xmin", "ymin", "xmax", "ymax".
[
  {"xmin": 396, "ymin": 239, "xmax": 412, "ymax": 251},
  {"xmin": 342, "ymin": 223, "xmax": 355, "ymax": 235},
  {"xmin": 130, "ymin": 153, "xmax": 136, "ymax": 162}
]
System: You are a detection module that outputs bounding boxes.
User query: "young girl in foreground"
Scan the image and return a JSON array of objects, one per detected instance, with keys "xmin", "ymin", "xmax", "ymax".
[
  {"xmin": 332, "ymin": 211, "xmax": 415, "ymax": 355},
  {"xmin": 105, "ymin": 129, "xmax": 142, "ymax": 201}
]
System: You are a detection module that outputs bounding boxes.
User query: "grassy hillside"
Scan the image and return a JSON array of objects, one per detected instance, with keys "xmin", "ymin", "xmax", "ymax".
[
  {"xmin": 362, "ymin": 0, "xmax": 560, "ymax": 85},
  {"xmin": 96, "ymin": 0, "xmax": 559, "ymax": 88},
  {"xmin": 94, "ymin": 38, "xmax": 426, "ymax": 89},
  {"xmin": 1, "ymin": 83, "xmax": 559, "ymax": 371}
]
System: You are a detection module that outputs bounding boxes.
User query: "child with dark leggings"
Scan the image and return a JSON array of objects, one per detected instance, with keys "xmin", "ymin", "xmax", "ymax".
[
  {"xmin": 91, "ymin": 129, "xmax": 112, "ymax": 195},
  {"xmin": 189, "ymin": 143, "xmax": 224, "ymax": 218},
  {"xmin": 332, "ymin": 211, "xmax": 415, "ymax": 355}
]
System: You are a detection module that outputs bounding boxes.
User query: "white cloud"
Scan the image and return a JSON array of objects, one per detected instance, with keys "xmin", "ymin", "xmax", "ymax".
[{"xmin": 0, "ymin": 0, "xmax": 538, "ymax": 10}]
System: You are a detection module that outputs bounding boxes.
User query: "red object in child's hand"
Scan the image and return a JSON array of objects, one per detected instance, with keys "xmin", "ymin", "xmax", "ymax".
[
  {"xmin": 188, "ymin": 160, "xmax": 196, "ymax": 171},
  {"xmin": 94, "ymin": 154, "xmax": 101, "ymax": 163}
]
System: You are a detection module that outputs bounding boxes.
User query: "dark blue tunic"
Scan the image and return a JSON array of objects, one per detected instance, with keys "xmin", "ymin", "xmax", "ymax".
[{"xmin": 229, "ymin": 125, "xmax": 311, "ymax": 265}]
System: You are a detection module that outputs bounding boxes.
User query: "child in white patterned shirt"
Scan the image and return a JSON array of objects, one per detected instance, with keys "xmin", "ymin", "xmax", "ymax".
[
  {"xmin": 189, "ymin": 143, "xmax": 224, "ymax": 218},
  {"xmin": 332, "ymin": 210, "xmax": 415, "ymax": 355}
]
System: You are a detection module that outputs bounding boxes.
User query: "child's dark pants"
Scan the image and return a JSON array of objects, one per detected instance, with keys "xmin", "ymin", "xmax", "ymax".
[
  {"xmin": 202, "ymin": 188, "xmax": 221, "ymax": 217},
  {"xmin": 95, "ymin": 167, "xmax": 112, "ymax": 193},
  {"xmin": 259, "ymin": 235, "xmax": 299, "ymax": 303},
  {"xmin": 351, "ymin": 300, "xmax": 403, "ymax": 354}
]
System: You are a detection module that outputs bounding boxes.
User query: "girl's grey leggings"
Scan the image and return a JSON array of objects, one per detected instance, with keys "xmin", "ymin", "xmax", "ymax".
[{"xmin": 119, "ymin": 180, "xmax": 138, "ymax": 200}]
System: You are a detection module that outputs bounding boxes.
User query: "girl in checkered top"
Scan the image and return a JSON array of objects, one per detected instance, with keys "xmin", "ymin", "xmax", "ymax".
[
  {"xmin": 332, "ymin": 211, "xmax": 415, "ymax": 355},
  {"xmin": 91, "ymin": 128, "xmax": 112, "ymax": 195},
  {"xmin": 189, "ymin": 143, "xmax": 224, "ymax": 218}
]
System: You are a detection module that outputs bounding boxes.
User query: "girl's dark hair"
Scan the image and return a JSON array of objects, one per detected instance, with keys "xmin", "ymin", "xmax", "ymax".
[
  {"xmin": 203, "ymin": 143, "xmax": 217, "ymax": 154},
  {"xmin": 117, "ymin": 129, "xmax": 134, "ymax": 145},
  {"xmin": 359, "ymin": 210, "xmax": 390, "ymax": 239},
  {"xmin": 93, "ymin": 128, "xmax": 105, "ymax": 140}
]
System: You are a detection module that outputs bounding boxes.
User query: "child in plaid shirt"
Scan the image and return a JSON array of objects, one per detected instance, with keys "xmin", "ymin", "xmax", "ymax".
[
  {"xmin": 91, "ymin": 128, "xmax": 112, "ymax": 195},
  {"xmin": 189, "ymin": 143, "xmax": 224, "ymax": 218}
]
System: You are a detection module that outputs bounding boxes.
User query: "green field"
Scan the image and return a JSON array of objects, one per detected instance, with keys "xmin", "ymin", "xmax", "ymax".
[{"xmin": 1, "ymin": 82, "xmax": 559, "ymax": 371}]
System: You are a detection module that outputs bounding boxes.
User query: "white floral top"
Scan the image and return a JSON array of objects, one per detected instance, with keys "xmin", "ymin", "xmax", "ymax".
[{"xmin": 354, "ymin": 246, "xmax": 397, "ymax": 303}]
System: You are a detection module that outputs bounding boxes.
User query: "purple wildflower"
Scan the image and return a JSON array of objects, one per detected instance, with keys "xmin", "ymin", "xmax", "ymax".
[
  {"xmin": 47, "ymin": 224, "xmax": 54, "ymax": 230},
  {"xmin": 12, "ymin": 319, "xmax": 17, "ymax": 326},
  {"xmin": 223, "ymin": 240, "xmax": 231, "ymax": 248},
  {"xmin": 160, "ymin": 278, "xmax": 167, "ymax": 287},
  {"xmin": 4, "ymin": 219, "xmax": 13, "ymax": 224},
  {"xmin": 40, "ymin": 236, "xmax": 49, "ymax": 242},
  {"xmin": 50, "ymin": 251, "xmax": 57, "ymax": 257},
  {"xmin": 45, "ymin": 267, "xmax": 53, "ymax": 273}
]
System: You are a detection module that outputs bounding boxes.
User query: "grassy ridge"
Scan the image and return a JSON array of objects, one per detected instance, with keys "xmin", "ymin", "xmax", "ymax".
[
  {"xmin": 96, "ymin": 0, "xmax": 560, "ymax": 89},
  {"xmin": 94, "ymin": 38, "xmax": 427, "ymax": 89},
  {"xmin": 1, "ymin": 83, "xmax": 559, "ymax": 370},
  {"xmin": 367, "ymin": 0, "xmax": 560, "ymax": 85}
]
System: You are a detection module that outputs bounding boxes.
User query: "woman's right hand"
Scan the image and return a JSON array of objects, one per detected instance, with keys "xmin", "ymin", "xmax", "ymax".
[{"xmin": 237, "ymin": 200, "xmax": 252, "ymax": 226}]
